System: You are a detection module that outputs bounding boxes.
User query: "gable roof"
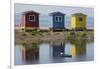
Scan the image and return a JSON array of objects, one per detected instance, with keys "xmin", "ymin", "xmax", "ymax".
[
  {"xmin": 71, "ymin": 13, "xmax": 87, "ymax": 16},
  {"xmin": 22, "ymin": 10, "xmax": 40, "ymax": 15},
  {"xmin": 49, "ymin": 11, "xmax": 65, "ymax": 16}
]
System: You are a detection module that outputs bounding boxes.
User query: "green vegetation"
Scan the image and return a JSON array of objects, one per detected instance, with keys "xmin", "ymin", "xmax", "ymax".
[
  {"xmin": 66, "ymin": 31, "xmax": 87, "ymax": 39},
  {"xmin": 76, "ymin": 31, "xmax": 87, "ymax": 37},
  {"xmin": 15, "ymin": 29, "xmax": 94, "ymax": 44},
  {"xmin": 25, "ymin": 29, "xmax": 37, "ymax": 32},
  {"xmin": 25, "ymin": 29, "xmax": 43, "ymax": 36},
  {"xmin": 45, "ymin": 32, "xmax": 50, "ymax": 35},
  {"xmin": 31, "ymin": 31, "xmax": 39, "ymax": 36},
  {"xmin": 21, "ymin": 32, "xmax": 27, "ymax": 36}
]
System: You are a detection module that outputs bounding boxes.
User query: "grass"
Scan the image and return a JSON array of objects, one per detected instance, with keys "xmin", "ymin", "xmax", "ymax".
[
  {"xmin": 23, "ymin": 29, "xmax": 90, "ymax": 38},
  {"xmin": 76, "ymin": 31, "xmax": 87, "ymax": 37},
  {"xmin": 21, "ymin": 32, "xmax": 27, "ymax": 36},
  {"xmin": 15, "ymin": 29, "xmax": 94, "ymax": 44},
  {"xmin": 25, "ymin": 29, "xmax": 43, "ymax": 36},
  {"xmin": 45, "ymin": 32, "xmax": 50, "ymax": 35},
  {"xmin": 20, "ymin": 29, "xmax": 93, "ymax": 40},
  {"xmin": 66, "ymin": 31, "xmax": 87, "ymax": 39}
]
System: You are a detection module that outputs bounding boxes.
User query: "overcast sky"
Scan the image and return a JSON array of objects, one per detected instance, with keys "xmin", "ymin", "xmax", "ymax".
[{"xmin": 15, "ymin": 3, "xmax": 94, "ymax": 17}]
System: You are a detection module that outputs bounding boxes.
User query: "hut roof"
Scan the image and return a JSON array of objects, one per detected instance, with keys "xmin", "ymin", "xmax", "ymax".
[
  {"xmin": 49, "ymin": 11, "xmax": 65, "ymax": 16},
  {"xmin": 71, "ymin": 13, "xmax": 87, "ymax": 16},
  {"xmin": 22, "ymin": 10, "xmax": 40, "ymax": 15}
]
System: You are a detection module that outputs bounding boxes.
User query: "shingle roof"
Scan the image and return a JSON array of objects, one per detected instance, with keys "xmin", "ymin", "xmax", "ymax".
[
  {"xmin": 49, "ymin": 11, "xmax": 65, "ymax": 16},
  {"xmin": 71, "ymin": 13, "xmax": 87, "ymax": 16},
  {"xmin": 22, "ymin": 10, "xmax": 40, "ymax": 15}
]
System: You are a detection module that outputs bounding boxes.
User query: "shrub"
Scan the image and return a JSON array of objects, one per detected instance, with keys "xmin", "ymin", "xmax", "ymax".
[
  {"xmin": 31, "ymin": 31, "xmax": 37, "ymax": 36},
  {"xmin": 25, "ymin": 29, "xmax": 37, "ymax": 32},
  {"xmin": 76, "ymin": 31, "xmax": 87, "ymax": 37},
  {"xmin": 70, "ymin": 31, "xmax": 75, "ymax": 35},
  {"xmin": 80, "ymin": 32, "xmax": 87, "ymax": 37},
  {"xmin": 30, "ymin": 31, "xmax": 43, "ymax": 36},
  {"xmin": 21, "ymin": 32, "xmax": 27, "ymax": 36}
]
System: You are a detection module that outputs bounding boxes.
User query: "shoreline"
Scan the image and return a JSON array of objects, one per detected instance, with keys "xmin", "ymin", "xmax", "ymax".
[{"xmin": 15, "ymin": 29, "xmax": 94, "ymax": 44}]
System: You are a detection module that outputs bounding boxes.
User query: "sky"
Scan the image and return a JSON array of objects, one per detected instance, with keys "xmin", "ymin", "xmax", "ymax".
[{"xmin": 15, "ymin": 3, "xmax": 94, "ymax": 17}]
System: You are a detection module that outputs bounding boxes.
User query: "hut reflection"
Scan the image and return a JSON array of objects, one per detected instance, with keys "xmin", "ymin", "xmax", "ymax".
[
  {"xmin": 70, "ymin": 39, "xmax": 87, "ymax": 57},
  {"xmin": 51, "ymin": 41, "xmax": 65, "ymax": 58},
  {"xmin": 21, "ymin": 43, "xmax": 39, "ymax": 62}
]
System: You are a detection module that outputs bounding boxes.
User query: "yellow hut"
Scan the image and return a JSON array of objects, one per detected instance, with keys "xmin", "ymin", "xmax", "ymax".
[{"xmin": 71, "ymin": 13, "xmax": 87, "ymax": 31}]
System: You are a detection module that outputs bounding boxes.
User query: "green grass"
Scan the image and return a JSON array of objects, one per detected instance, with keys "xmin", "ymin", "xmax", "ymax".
[
  {"xmin": 25, "ymin": 29, "xmax": 37, "ymax": 32},
  {"xmin": 27, "ymin": 30, "xmax": 43, "ymax": 36},
  {"xmin": 21, "ymin": 29, "xmax": 91, "ymax": 39},
  {"xmin": 76, "ymin": 31, "xmax": 87, "ymax": 37},
  {"xmin": 66, "ymin": 31, "xmax": 87, "ymax": 39},
  {"xmin": 21, "ymin": 32, "xmax": 27, "ymax": 36}
]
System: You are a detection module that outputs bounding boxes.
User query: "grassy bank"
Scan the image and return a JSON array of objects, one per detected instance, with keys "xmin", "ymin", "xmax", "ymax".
[{"xmin": 15, "ymin": 29, "xmax": 94, "ymax": 44}]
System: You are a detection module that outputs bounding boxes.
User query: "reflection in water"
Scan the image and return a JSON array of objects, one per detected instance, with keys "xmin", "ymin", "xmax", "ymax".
[
  {"xmin": 22, "ymin": 44, "xmax": 39, "ymax": 60},
  {"xmin": 51, "ymin": 42, "xmax": 65, "ymax": 57},
  {"xmin": 39, "ymin": 44, "xmax": 52, "ymax": 63},
  {"xmin": 71, "ymin": 39, "xmax": 86, "ymax": 57},
  {"xmin": 21, "ymin": 43, "xmax": 39, "ymax": 64},
  {"xmin": 14, "ymin": 39, "xmax": 94, "ymax": 65}
]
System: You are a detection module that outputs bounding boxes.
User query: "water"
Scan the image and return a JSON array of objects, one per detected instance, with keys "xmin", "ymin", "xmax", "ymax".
[
  {"xmin": 15, "ymin": 14, "xmax": 94, "ymax": 29},
  {"xmin": 14, "ymin": 40, "xmax": 94, "ymax": 65}
]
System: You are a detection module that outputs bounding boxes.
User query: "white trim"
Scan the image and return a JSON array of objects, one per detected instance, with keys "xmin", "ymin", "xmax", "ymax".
[
  {"xmin": 28, "ymin": 15, "xmax": 35, "ymax": 22},
  {"xmin": 55, "ymin": 16, "xmax": 62, "ymax": 22}
]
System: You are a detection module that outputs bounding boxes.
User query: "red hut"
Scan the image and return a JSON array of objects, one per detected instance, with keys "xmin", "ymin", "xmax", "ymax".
[{"xmin": 20, "ymin": 11, "xmax": 40, "ymax": 30}]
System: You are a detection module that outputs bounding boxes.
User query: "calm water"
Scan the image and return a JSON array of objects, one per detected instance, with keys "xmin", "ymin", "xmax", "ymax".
[{"xmin": 14, "ymin": 40, "xmax": 94, "ymax": 65}]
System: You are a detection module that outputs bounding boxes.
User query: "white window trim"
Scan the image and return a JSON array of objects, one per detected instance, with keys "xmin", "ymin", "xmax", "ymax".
[
  {"xmin": 55, "ymin": 16, "xmax": 62, "ymax": 22},
  {"xmin": 29, "ymin": 15, "xmax": 35, "ymax": 22}
]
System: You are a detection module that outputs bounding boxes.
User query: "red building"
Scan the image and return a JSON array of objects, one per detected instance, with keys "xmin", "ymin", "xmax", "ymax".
[{"xmin": 20, "ymin": 11, "xmax": 40, "ymax": 30}]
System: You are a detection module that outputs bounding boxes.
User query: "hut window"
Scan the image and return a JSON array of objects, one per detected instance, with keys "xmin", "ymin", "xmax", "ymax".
[
  {"xmin": 79, "ymin": 17, "xmax": 83, "ymax": 21},
  {"xmin": 29, "ymin": 15, "xmax": 35, "ymax": 21},
  {"xmin": 55, "ymin": 16, "xmax": 62, "ymax": 22}
]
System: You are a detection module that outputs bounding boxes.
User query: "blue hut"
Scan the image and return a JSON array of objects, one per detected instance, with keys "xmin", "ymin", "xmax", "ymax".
[{"xmin": 50, "ymin": 12, "xmax": 65, "ymax": 31}]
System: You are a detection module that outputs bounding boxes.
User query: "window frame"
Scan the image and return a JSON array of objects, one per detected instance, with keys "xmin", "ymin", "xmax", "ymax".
[
  {"xmin": 28, "ymin": 15, "xmax": 35, "ymax": 22},
  {"xmin": 78, "ymin": 16, "xmax": 83, "ymax": 22},
  {"xmin": 55, "ymin": 16, "xmax": 62, "ymax": 22}
]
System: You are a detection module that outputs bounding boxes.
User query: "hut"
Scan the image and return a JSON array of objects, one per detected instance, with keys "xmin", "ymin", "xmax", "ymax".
[
  {"xmin": 20, "ymin": 10, "xmax": 40, "ymax": 31},
  {"xmin": 71, "ymin": 13, "xmax": 87, "ymax": 31},
  {"xmin": 50, "ymin": 12, "xmax": 65, "ymax": 31}
]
